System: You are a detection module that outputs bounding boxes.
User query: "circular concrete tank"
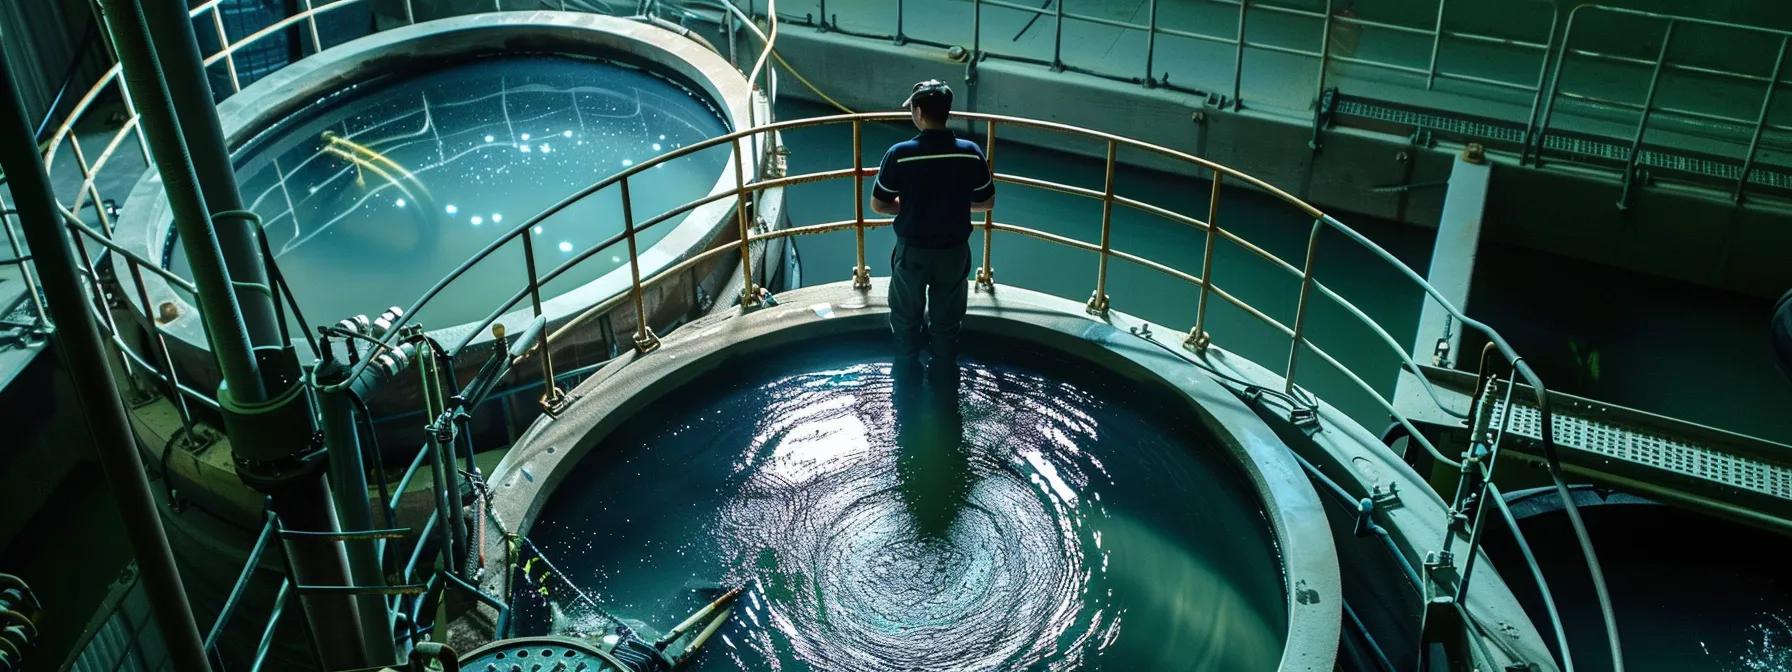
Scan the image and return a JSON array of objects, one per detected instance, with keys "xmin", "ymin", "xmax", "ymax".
[
  {"xmin": 111, "ymin": 11, "xmax": 782, "ymax": 448},
  {"xmin": 476, "ymin": 282, "xmax": 1341, "ymax": 670}
]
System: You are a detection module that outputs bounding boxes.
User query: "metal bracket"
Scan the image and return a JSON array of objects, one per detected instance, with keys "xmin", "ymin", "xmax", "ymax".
[
  {"xmin": 851, "ymin": 265, "xmax": 872, "ymax": 290},
  {"xmin": 1085, "ymin": 292, "xmax": 1110, "ymax": 316},
  {"xmin": 1371, "ymin": 482, "xmax": 1401, "ymax": 509},
  {"xmin": 539, "ymin": 388, "xmax": 572, "ymax": 417},
  {"xmin": 1289, "ymin": 405, "xmax": 1320, "ymax": 431},
  {"xmin": 634, "ymin": 326, "xmax": 661, "ymax": 354},
  {"xmin": 1183, "ymin": 328, "xmax": 1211, "ymax": 352},
  {"xmin": 974, "ymin": 266, "xmax": 994, "ymax": 293}
]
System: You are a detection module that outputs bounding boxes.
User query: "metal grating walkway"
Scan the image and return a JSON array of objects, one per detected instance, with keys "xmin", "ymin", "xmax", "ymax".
[
  {"xmin": 1489, "ymin": 392, "xmax": 1792, "ymax": 527},
  {"xmin": 1334, "ymin": 98, "xmax": 1792, "ymax": 190}
]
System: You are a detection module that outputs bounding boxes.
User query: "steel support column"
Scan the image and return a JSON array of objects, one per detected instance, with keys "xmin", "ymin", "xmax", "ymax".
[
  {"xmin": 0, "ymin": 38, "xmax": 213, "ymax": 672},
  {"xmin": 141, "ymin": 0, "xmax": 284, "ymax": 350}
]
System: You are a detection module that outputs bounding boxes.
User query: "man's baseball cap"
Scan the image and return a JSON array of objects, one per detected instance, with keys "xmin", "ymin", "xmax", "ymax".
[{"xmin": 902, "ymin": 80, "xmax": 953, "ymax": 110}]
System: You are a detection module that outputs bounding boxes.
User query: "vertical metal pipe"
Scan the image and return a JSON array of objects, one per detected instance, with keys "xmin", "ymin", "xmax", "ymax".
[
  {"xmin": 104, "ymin": 0, "xmax": 265, "ymax": 401},
  {"xmin": 1618, "ymin": 21, "xmax": 1676, "ymax": 209},
  {"xmin": 620, "ymin": 178, "xmax": 652, "ymax": 349},
  {"xmin": 1425, "ymin": 0, "xmax": 1446, "ymax": 89},
  {"xmin": 975, "ymin": 121, "xmax": 995, "ymax": 291},
  {"xmin": 405, "ymin": 0, "xmax": 417, "ymax": 24},
  {"xmin": 732, "ymin": 137, "xmax": 759, "ymax": 306},
  {"xmin": 418, "ymin": 345, "xmax": 464, "ymax": 578},
  {"xmin": 1087, "ymin": 141, "xmax": 1117, "ymax": 316},
  {"xmin": 319, "ymin": 388, "xmax": 397, "ymax": 666},
  {"xmin": 818, "ymin": 0, "xmax": 827, "ymax": 29},
  {"xmin": 1285, "ymin": 219, "xmax": 1322, "ymax": 396},
  {"xmin": 1736, "ymin": 35, "xmax": 1787, "ymax": 203},
  {"xmin": 1145, "ymin": 0, "xmax": 1158, "ymax": 85},
  {"xmin": 142, "ymin": 0, "xmax": 283, "ymax": 353},
  {"xmin": 1233, "ymin": 0, "xmax": 1248, "ymax": 108},
  {"xmin": 1190, "ymin": 174, "xmax": 1221, "ymax": 347},
  {"xmin": 852, "ymin": 119, "xmax": 869, "ymax": 289},
  {"xmin": 1052, "ymin": 0, "xmax": 1065, "ymax": 70},
  {"xmin": 0, "ymin": 44, "xmax": 215, "ymax": 672}
]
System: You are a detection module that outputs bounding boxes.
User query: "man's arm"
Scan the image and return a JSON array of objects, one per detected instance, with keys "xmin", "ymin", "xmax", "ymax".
[
  {"xmin": 871, "ymin": 148, "xmax": 902, "ymax": 216},
  {"xmin": 969, "ymin": 148, "xmax": 996, "ymax": 213}
]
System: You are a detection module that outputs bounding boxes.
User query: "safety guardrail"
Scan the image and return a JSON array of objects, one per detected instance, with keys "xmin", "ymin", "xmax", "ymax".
[
  {"xmin": 29, "ymin": 0, "xmax": 1622, "ymax": 668},
  {"xmin": 1532, "ymin": 4, "xmax": 1792, "ymax": 206}
]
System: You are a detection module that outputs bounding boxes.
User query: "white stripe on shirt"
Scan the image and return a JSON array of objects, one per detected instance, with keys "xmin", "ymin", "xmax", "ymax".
[{"xmin": 896, "ymin": 153, "xmax": 985, "ymax": 163}]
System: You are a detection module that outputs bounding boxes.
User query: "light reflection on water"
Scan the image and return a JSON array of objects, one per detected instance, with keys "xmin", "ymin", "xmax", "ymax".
[
  {"xmin": 524, "ymin": 341, "xmax": 1288, "ymax": 670},
  {"xmin": 169, "ymin": 56, "xmax": 728, "ymax": 326}
]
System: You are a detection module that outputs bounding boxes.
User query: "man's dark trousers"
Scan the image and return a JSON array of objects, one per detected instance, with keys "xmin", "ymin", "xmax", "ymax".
[{"xmin": 890, "ymin": 240, "xmax": 972, "ymax": 363}]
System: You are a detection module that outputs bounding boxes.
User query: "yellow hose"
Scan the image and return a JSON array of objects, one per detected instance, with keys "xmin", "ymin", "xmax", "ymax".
[{"xmin": 770, "ymin": 48, "xmax": 856, "ymax": 114}]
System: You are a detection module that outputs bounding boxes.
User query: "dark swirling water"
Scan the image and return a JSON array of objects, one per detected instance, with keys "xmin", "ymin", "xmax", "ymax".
[{"xmin": 521, "ymin": 339, "xmax": 1287, "ymax": 670}]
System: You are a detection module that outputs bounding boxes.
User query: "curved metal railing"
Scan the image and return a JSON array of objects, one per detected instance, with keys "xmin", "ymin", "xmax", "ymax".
[
  {"xmin": 29, "ymin": 1, "xmax": 1622, "ymax": 668},
  {"xmin": 310, "ymin": 108, "xmax": 1617, "ymax": 669}
]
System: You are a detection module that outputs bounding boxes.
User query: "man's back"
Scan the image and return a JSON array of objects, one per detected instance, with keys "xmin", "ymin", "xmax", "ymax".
[{"xmin": 874, "ymin": 129, "xmax": 995, "ymax": 248}]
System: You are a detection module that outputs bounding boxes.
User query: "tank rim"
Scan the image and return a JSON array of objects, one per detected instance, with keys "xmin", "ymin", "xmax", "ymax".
[{"xmin": 478, "ymin": 280, "xmax": 1343, "ymax": 671}]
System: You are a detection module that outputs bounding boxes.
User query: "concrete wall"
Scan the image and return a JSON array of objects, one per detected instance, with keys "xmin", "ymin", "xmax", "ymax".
[{"xmin": 733, "ymin": 21, "xmax": 1792, "ymax": 298}]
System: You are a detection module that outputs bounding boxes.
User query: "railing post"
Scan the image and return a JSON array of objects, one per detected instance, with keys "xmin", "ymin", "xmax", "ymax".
[
  {"xmin": 1425, "ymin": 0, "xmax": 1446, "ymax": 90},
  {"xmin": 210, "ymin": 9, "xmax": 241, "ymax": 93},
  {"xmin": 1520, "ymin": 3, "xmax": 1562, "ymax": 167},
  {"xmin": 1145, "ymin": 0, "xmax": 1158, "ymax": 87},
  {"xmin": 128, "ymin": 255, "xmax": 201, "ymax": 438},
  {"xmin": 852, "ymin": 119, "xmax": 871, "ymax": 289},
  {"xmin": 1737, "ymin": 35, "xmax": 1787, "ymax": 204},
  {"xmin": 1233, "ymin": 0, "xmax": 1248, "ymax": 109},
  {"xmin": 519, "ymin": 231, "xmax": 563, "ymax": 409},
  {"xmin": 405, "ymin": 0, "xmax": 417, "ymax": 24},
  {"xmin": 1052, "ymin": 0, "xmax": 1065, "ymax": 71},
  {"xmin": 1618, "ymin": 20, "xmax": 1676, "ymax": 210},
  {"xmin": 733, "ymin": 137, "xmax": 761, "ymax": 308},
  {"xmin": 1285, "ymin": 219, "xmax": 1322, "ymax": 397},
  {"xmin": 619, "ymin": 177, "xmax": 659, "ymax": 352},
  {"xmin": 0, "ymin": 196, "xmax": 46, "ymax": 331},
  {"xmin": 1530, "ymin": 6, "xmax": 1581, "ymax": 168},
  {"xmin": 973, "ymin": 0, "xmax": 982, "ymax": 64},
  {"xmin": 975, "ymin": 121, "xmax": 996, "ymax": 292},
  {"xmin": 895, "ymin": 0, "xmax": 906, "ymax": 44},
  {"xmin": 1086, "ymin": 140, "xmax": 1117, "ymax": 316},
  {"xmin": 1315, "ymin": 0, "xmax": 1332, "ymax": 103},
  {"xmin": 301, "ymin": 0, "xmax": 323, "ymax": 54},
  {"xmin": 1187, "ymin": 174, "xmax": 1221, "ymax": 351},
  {"xmin": 115, "ymin": 80, "xmax": 150, "ymax": 169}
]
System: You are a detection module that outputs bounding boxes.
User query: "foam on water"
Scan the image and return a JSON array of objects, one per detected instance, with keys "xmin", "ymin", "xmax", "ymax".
[
  {"xmin": 169, "ymin": 55, "xmax": 729, "ymax": 326},
  {"xmin": 521, "ymin": 339, "xmax": 1287, "ymax": 670}
]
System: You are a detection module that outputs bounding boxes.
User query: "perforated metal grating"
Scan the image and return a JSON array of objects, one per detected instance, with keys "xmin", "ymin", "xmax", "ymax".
[
  {"xmin": 1491, "ymin": 400, "xmax": 1792, "ymax": 502},
  {"xmin": 1334, "ymin": 98, "xmax": 1792, "ymax": 189}
]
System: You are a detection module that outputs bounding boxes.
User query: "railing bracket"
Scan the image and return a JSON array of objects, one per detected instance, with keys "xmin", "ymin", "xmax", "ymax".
[
  {"xmin": 851, "ymin": 265, "xmax": 872, "ymax": 290},
  {"xmin": 1085, "ymin": 292, "xmax": 1110, "ymax": 317},
  {"xmin": 1183, "ymin": 328, "xmax": 1211, "ymax": 352},
  {"xmin": 974, "ymin": 267, "xmax": 995, "ymax": 293},
  {"xmin": 634, "ymin": 326, "xmax": 661, "ymax": 354}
]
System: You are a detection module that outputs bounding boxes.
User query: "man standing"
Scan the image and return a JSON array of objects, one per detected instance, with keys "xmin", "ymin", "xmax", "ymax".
[{"xmin": 871, "ymin": 80, "xmax": 996, "ymax": 369}]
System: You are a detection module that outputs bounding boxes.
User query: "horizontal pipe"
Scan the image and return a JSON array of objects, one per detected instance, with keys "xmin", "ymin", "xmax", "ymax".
[
  {"xmin": 279, "ymin": 528, "xmax": 413, "ymax": 541},
  {"xmin": 294, "ymin": 583, "xmax": 428, "ymax": 596}
]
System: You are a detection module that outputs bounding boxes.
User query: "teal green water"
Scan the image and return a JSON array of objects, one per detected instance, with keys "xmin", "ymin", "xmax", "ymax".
[
  {"xmin": 772, "ymin": 99, "xmax": 1792, "ymax": 443},
  {"xmin": 170, "ymin": 55, "xmax": 730, "ymax": 327},
  {"xmin": 522, "ymin": 338, "xmax": 1289, "ymax": 670}
]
